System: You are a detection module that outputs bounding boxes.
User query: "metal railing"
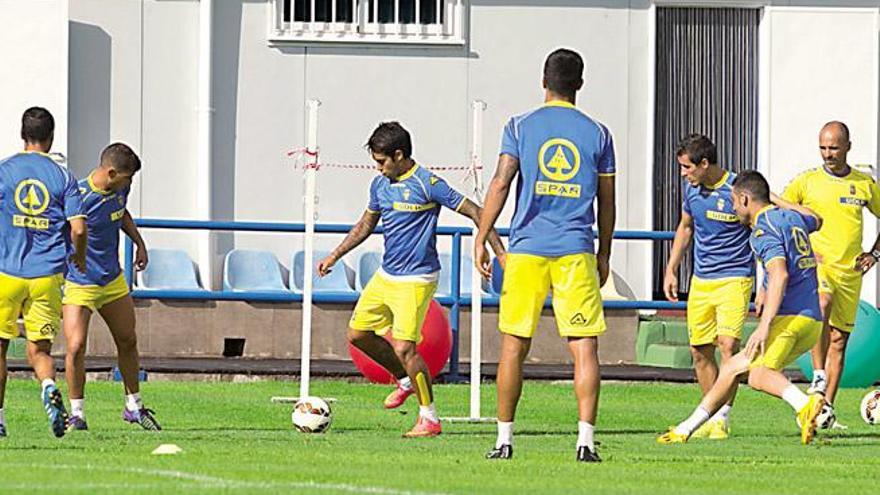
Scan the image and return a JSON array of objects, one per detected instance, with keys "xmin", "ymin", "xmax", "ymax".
[{"xmin": 124, "ymin": 218, "xmax": 678, "ymax": 381}]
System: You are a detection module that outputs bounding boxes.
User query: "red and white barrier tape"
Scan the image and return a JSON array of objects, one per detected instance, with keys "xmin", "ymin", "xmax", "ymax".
[{"xmin": 287, "ymin": 148, "xmax": 482, "ymax": 172}]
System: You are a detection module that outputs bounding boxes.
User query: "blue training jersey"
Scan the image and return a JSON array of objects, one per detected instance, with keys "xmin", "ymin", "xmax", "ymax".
[
  {"xmin": 683, "ymin": 171, "xmax": 754, "ymax": 279},
  {"xmin": 750, "ymin": 206, "xmax": 821, "ymax": 320},
  {"xmin": 0, "ymin": 151, "xmax": 84, "ymax": 278},
  {"xmin": 368, "ymin": 164, "xmax": 465, "ymax": 277},
  {"xmin": 66, "ymin": 174, "xmax": 129, "ymax": 286},
  {"xmin": 500, "ymin": 101, "xmax": 615, "ymax": 257}
]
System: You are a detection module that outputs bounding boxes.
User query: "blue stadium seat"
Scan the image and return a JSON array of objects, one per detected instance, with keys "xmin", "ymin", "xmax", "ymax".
[
  {"xmin": 437, "ymin": 254, "xmax": 488, "ymax": 297},
  {"xmin": 291, "ymin": 251, "xmax": 357, "ymax": 294},
  {"xmin": 357, "ymin": 251, "xmax": 382, "ymax": 290},
  {"xmin": 223, "ymin": 249, "xmax": 288, "ymax": 291},
  {"xmin": 139, "ymin": 248, "xmax": 205, "ymax": 290}
]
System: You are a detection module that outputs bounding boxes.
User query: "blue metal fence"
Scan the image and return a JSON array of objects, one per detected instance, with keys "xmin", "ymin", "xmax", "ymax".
[{"xmin": 124, "ymin": 219, "xmax": 680, "ymax": 381}]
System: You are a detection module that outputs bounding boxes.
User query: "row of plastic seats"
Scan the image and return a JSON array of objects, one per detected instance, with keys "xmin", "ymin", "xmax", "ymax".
[{"xmin": 138, "ymin": 249, "xmax": 495, "ymax": 295}]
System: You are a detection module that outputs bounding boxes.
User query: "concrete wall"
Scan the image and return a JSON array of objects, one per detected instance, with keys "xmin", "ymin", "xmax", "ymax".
[
  {"xmin": 0, "ymin": 0, "xmax": 68, "ymax": 155},
  {"xmin": 63, "ymin": 1, "xmax": 880, "ymax": 302}
]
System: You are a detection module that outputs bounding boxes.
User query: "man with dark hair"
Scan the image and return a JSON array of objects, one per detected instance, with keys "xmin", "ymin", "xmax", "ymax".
[
  {"xmin": 62, "ymin": 142, "xmax": 159, "ymax": 432},
  {"xmin": 0, "ymin": 107, "xmax": 88, "ymax": 438},
  {"xmin": 781, "ymin": 122, "xmax": 880, "ymax": 422},
  {"xmin": 317, "ymin": 122, "xmax": 504, "ymax": 438},
  {"xmin": 659, "ymin": 170, "xmax": 826, "ymax": 445},
  {"xmin": 475, "ymin": 47, "xmax": 614, "ymax": 462},
  {"xmin": 662, "ymin": 134, "xmax": 754, "ymax": 440}
]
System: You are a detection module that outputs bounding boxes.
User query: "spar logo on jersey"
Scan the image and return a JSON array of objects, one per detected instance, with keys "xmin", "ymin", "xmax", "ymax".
[
  {"xmin": 12, "ymin": 179, "xmax": 50, "ymax": 230},
  {"xmin": 792, "ymin": 227, "xmax": 812, "ymax": 256},
  {"xmin": 536, "ymin": 138, "xmax": 581, "ymax": 198}
]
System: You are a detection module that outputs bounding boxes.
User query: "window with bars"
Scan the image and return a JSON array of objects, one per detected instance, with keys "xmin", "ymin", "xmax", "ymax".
[{"xmin": 270, "ymin": 0, "xmax": 465, "ymax": 44}]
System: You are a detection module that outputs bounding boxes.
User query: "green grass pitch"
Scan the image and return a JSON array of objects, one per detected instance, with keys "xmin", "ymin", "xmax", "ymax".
[{"xmin": 0, "ymin": 378, "xmax": 878, "ymax": 494}]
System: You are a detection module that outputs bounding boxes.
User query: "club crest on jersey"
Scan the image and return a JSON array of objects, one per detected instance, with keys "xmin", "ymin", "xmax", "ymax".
[
  {"xmin": 430, "ymin": 176, "xmax": 439, "ymax": 185},
  {"xmin": 402, "ymin": 188, "xmax": 411, "ymax": 200},
  {"xmin": 716, "ymin": 198, "xmax": 725, "ymax": 210},
  {"xmin": 851, "ymin": 185, "xmax": 857, "ymax": 195}
]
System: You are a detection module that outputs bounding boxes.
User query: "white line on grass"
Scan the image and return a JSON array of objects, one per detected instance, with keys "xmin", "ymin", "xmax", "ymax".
[{"xmin": 4, "ymin": 463, "xmax": 452, "ymax": 495}]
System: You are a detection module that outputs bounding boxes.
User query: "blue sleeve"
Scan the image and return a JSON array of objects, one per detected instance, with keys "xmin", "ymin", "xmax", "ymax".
[
  {"xmin": 63, "ymin": 171, "xmax": 84, "ymax": 219},
  {"xmin": 597, "ymin": 126, "xmax": 615, "ymax": 175},
  {"xmin": 428, "ymin": 174, "xmax": 466, "ymax": 211},
  {"xmin": 500, "ymin": 118, "xmax": 519, "ymax": 159},
  {"xmin": 751, "ymin": 226, "xmax": 786, "ymax": 265},
  {"xmin": 682, "ymin": 188, "xmax": 692, "ymax": 216},
  {"xmin": 799, "ymin": 211, "xmax": 820, "ymax": 234},
  {"xmin": 367, "ymin": 178, "xmax": 380, "ymax": 213}
]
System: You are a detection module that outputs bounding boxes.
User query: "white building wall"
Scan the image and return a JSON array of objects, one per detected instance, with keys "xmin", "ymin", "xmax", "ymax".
[{"xmin": 60, "ymin": 0, "xmax": 880, "ymax": 301}]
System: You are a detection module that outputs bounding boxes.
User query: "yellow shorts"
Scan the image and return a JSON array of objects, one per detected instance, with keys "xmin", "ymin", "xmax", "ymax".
[
  {"xmin": 817, "ymin": 264, "xmax": 861, "ymax": 332},
  {"xmin": 0, "ymin": 272, "xmax": 63, "ymax": 342},
  {"xmin": 750, "ymin": 315, "xmax": 821, "ymax": 371},
  {"xmin": 687, "ymin": 276, "xmax": 753, "ymax": 346},
  {"xmin": 63, "ymin": 273, "xmax": 130, "ymax": 311},
  {"xmin": 499, "ymin": 252, "xmax": 605, "ymax": 339},
  {"xmin": 349, "ymin": 272, "xmax": 437, "ymax": 342}
]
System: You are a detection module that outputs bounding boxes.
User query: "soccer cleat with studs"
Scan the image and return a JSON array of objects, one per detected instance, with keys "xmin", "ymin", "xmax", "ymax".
[
  {"xmin": 42, "ymin": 384, "xmax": 69, "ymax": 438},
  {"xmin": 67, "ymin": 415, "xmax": 89, "ymax": 431},
  {"xmin": 123, "ymin": 407, "xmax": 162, "ymax": 431},
  {"xmin": 576, "ymin": 445, "xmax": 601, "ymax": 463},
  {"xmin": 486, "ymin": 444, "xmax": 513, "ymax": 460}
]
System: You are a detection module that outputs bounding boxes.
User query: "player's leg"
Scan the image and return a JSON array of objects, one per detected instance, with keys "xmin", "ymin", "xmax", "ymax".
[
  {"xmin": 705, "ymin": 278, "xmax": 750, "ymax": 438},
  {"xmin": 748, "ymin": 315, "xmax": 824, "ymax": 444},
  {"xmin": 658, "ymin": 351, "xmax": 749, "ymax": 444},
  {"xmin": 0, "ymin": 339, "xmax": 7, "ymax": 437},
  {"xmin": 348, "ymin": 274, "xmax": 413, "ymax": 408},
  {"xmin": 823, "ymin": 275, "xmax": 858, "ymax": 405},
  {"xmin": 552, "ymin": 253, "xmax": 605, "ymax": 462},
  {"xmin": 389, "ymin": 280, "xmax": 440, "ymax": 438},
  {"xmin": 686, "ymin": 277, "xmax": 720, "ymax": 395},
  {"xmin": 24, "ymin": 274, "xmax": 68, "ymax": 438},
  {"xmin": 823, "ymin": 328, "xmax": 850, "ymax": 405},
  {"xmin": 99, "ymin": 291, "xmax": 159, "ymax": 430},
  {"xmin": 808, "ymin": 269, "xmax": 834, "ymax": 394},
  {"xmin": 568, "ymin": 336, "xmax": 600, "ymax": 461},
  {"xmin": 61, "ymin": 303, "xmax": 91, "ymax": 429},
  {"xmin": 0, "ymin": 273, "xmax": 27, "ymax": 438},
  {"xmin": 488, "ymin": 253, "xmax": 549, "ymax": 459}
]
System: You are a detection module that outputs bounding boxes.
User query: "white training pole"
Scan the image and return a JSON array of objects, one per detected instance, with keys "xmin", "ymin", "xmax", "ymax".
[
  {"xmin": 443, "ymin": 101, "xmax": 494, "ymax": 423},
  {"xmin": 300, "ymin": 98, "xmax": 321, "ymax": 399},
  {"xmin": 469, "ymin": 100, "xmax": 486, "ymax": 420},
  {"xmin": 469, "ymin": 226, "xmax": 483, "ymax": 420}
]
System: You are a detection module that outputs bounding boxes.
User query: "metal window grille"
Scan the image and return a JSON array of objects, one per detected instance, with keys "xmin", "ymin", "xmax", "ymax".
[{"xmin": 270, "ymin": 0, "xmax": 464, "ymax": 44}]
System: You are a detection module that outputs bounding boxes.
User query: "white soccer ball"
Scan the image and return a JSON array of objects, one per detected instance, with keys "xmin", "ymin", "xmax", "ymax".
[
  {"xmin": 795, "ymin": 402, "xmax": 836, "ymax": 429},
  {"xmin": 291, "ymin": 397, "xmax": 332, "ymax": 433},
  {"xmin": 860, "ymin": 389, "xmax": 880, "ymax": 425}
]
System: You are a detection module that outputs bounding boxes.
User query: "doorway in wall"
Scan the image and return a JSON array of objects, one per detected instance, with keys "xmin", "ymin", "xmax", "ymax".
[{"xmin": 652, "ymin": 6, "xmax": 760, "ymax": 298}]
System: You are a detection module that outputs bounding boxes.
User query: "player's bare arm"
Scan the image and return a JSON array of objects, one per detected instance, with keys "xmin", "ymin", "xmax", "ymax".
[
  {"xmin": 596, "ymin": 174, "xmax": 615, "ymax": 287},
  {"xmin": 456, "ymin": 198, "xmax": 505, "ymax": 264},
  {"xmin": 68, "ymin": 217, "xmax": 88, "ymax": 273},
  {"xmin": 663, "ymin": 211, "xmax": 694, "ymax": 302},
  {"xmin": 121, "ymin": 210, "xmax": 148, "ymax": 271},
  {"xmin": 317, "ymin": 210, "xmax": 380, "ymax": 277},
  {"xmin": 475, "ymin": 153, "xmax": 519, "ymax": 279}
]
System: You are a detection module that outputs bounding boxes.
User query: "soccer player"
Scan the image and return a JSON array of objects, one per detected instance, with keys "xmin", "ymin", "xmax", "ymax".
[
  {"xmin": 657, "ymin": 171, "xmax": 826, "ymax": 445},
  {"xmin": 474, "ymin": 48, "xmax": 615, "ymax": 462},
  {"xmin": 62, "ymin": 143, "xmax": 160, "ymax": 431},
  {"xmin": 781, "ymin": 121, "xmax": 880, "ymax": 414},
  {"xmin": 0, "ymin": 107, "xmax": 88, "ymax": 438},
  {"xmin": 662, "ymin": 135, "xmax": 754, "ymax": 440},
  {"xmin": 317, "ymin": 122, "xmax": 504, "ymax": 438}
]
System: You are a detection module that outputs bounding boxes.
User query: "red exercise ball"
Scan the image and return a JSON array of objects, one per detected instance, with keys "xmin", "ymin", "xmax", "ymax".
[{"xmin": 348, "ymin": 299, "xmax": 452, "ymax": 384}]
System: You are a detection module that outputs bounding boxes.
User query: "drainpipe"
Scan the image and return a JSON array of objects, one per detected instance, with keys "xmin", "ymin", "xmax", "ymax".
[{"xmin": 197, "ymin": 0, "xmax": 214, "ymax": 288}]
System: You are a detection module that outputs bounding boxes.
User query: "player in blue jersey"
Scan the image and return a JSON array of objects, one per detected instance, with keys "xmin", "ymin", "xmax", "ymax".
[
  {"xmin": 663, "ymin": 135, "xmax": 754, "ymax": 439},
  {"xmin": 318, "ymin": 122, "xmax": 504, "ymax": 438},
  {"xmin": 0, "ymin": 107, "xmax": 88, "ymax": 438},
  {"xmin": 658, "ymin": 171, "xmax": 826, "ymax": 445},
  {"xmin": 62, "ymin": 143, "xmax": 160, "ymax": 431},
  {"xmin": 475, "ymin": 48, "xmax": 615, "ymax": 462}
]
